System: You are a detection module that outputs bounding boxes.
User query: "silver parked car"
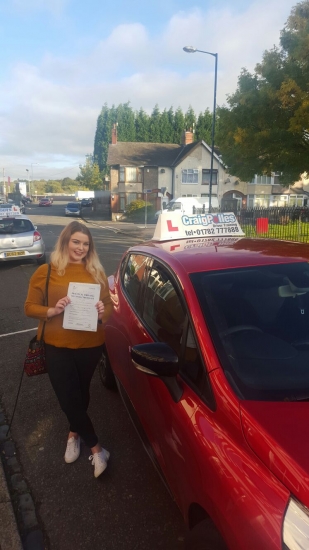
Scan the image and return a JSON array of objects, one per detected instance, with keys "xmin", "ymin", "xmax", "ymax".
[
  {"xmin": 0, "ymin": 212, "xmax": 46, "ymax": 264},
  {"xmin": 65, "ymin": 202, "xmax": 81, "ymax": 216}
]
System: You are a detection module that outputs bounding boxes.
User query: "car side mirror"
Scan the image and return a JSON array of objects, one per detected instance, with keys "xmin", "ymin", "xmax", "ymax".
[{"xmin": 131, "ymin": 343, "xmax": 183, "ymax": 402}]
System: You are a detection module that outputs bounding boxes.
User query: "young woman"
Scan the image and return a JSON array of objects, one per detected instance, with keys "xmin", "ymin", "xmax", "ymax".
[{"xmin": 25, "ymin": 221, "xmax": 113, "ymax": 478}]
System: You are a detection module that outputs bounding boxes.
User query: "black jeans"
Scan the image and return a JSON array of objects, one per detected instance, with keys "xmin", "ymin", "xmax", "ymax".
[{"xmin": 45, "ymin": 344, "xmax": 103, "ymax": 448}]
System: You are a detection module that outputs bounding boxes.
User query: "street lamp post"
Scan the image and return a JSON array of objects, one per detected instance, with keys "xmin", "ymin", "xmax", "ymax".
[
  {"xmin": 26, "ymin": 169, "xmax": 30, "ymax": 195},
  {"xmin": 183, "ymin": 46, "xmax": 218, "ymax": 213}
]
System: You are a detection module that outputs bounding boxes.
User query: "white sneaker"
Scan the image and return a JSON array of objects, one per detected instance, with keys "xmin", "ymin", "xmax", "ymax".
[
  {"xmin": 64, "ymin": 436, "xmax": 80, "ymax": 463},
  {"xmin": 89, "ymin": 447, "xmax": 110, "ymax": 478}
]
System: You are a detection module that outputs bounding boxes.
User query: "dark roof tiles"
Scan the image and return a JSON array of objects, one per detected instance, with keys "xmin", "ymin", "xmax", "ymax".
[{"xmin": 107, "ymin": 141, "xmax": 202, "ymax": 167}]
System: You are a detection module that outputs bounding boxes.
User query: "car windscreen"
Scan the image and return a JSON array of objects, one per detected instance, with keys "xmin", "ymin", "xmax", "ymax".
[
  {"xmin": 67, "ymin": 203, "xmax": 78, "ymax": 208},
  {"xmin": 0, "ymin": 218, "xmax": 34, "ymax": 234},
  {"xmin": 166, "ymin": 202, "xmax": 181, "ymax": 211},
  {"xmin": 190, "ymin": 262, "xmax": 309, "ymax": 402}
]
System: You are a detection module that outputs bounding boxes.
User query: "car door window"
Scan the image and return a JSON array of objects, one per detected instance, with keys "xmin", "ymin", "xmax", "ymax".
[
  {"xmin": 181, "ymin": 324, "xmax": 205, "ymax": 390},
  {"xmin": 142, "ymin": 263, "xmax": 207, "ymax": 393},
  {"xmin": 122, "ymin": 254, "xmax": 148, "ymax": 309},
  {"xmin": 143, "ymin": 264, "xmax": 185, "ymax": 352}
]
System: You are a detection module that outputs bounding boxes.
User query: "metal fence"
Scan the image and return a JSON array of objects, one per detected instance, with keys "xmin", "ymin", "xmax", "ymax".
[{"xmin": 230, "ymin": 207, "xmax": 309, "ymax": 243}]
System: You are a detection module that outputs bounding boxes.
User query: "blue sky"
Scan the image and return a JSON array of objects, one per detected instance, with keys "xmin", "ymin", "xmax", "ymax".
[{"xmin": 0, "ymin": 0, "xmax": 296, "ymax": 181}]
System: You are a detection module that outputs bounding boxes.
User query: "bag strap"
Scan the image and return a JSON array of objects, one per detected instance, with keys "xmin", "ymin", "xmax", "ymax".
[{"xmin": 40, "ymin": 263, "xmax": 51, "ymax": 341}]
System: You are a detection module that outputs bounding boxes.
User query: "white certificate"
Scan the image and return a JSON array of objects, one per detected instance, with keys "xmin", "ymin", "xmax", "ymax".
[{"xmin": 63, "ymin": 282, "xmax": 100, "ymax": 332}]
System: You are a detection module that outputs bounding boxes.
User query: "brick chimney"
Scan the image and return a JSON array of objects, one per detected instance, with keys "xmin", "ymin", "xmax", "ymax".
[
  {"xmin": 181, "ymin": 130, "xmax": 194, "ymax": 145},
  {"xmin": 111, "ymin": 123, "xmax": 117, "ymax": 145}
]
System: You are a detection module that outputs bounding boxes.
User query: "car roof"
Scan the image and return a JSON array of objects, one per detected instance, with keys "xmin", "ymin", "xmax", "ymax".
[
  {"xmin": 0, "ymin": 213, "xmax": 32, "ymax": 221},
  {"xmin": 129, "ymin": 237, "xmax": 309, "ymax": 274}
]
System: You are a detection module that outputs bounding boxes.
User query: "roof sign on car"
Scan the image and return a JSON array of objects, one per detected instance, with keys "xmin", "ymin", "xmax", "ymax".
[
  {"xmin": 152, "ymin": 211, "xmax": 244, "ymax": 241},
  {"xmin": 0, "ymin": 205, "xmax": 21, "ymax": 217}
]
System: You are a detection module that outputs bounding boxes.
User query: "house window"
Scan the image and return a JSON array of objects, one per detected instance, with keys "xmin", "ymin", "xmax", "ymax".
[
  {"xmin": 119, "ymin": 195, "xmax": 125, "ymax": 211},
  {"xmin": 202, "ymin": 169, "xmax": 218, "ymax": 185},
  {"xmin": 127, "ymin": 194, "xmax": 137, "ymax": 205},
  {"xmin": 126, "ymin": 167, "xmax": 143, "ymax": 183},
  {"xmin": 248, "ymin": 194, "xmax": 254, "ymax": 208},
  {"xmin": 119, "ymin": 167, "xmax": 125, "ymax": 182},
  {"xmin": 251, "ymin": 175, "xmax": 272, "ymax": 185},
  {"xmin": 182, "ymin": 169, "xmax": 198, "ymax": 184},
  {"xmin": 119, "ymin": 167, "xmax": 143, "ymax": 183},
  {"xmin": 255, "ymin": 194, "xmax": 270, "ymax": 207},
  {"xmin": 289, "ymin": 195, "xmax": 304, "ymax": 207}
]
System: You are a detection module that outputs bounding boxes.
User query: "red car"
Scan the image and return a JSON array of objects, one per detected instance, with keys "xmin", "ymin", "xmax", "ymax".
[
  {"xmin": 38, "ymin": 198, "xmax": 52, "ymax": 206},
  {"xmin": 101, "ymin": 212, "xmax": 309, "ymax": 550}
]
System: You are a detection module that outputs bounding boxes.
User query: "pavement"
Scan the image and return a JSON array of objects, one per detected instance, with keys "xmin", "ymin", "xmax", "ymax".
[
  {"xmin": 0, "ymin": 217, "xmax": 156, "ymax": 550},
  {"xmin": 82, "ymin": 214, "xmax": 157, "ymax": 242},
  {"xmin": 0, "ymin": 411, "xmax": 24, "ymax": 550}
]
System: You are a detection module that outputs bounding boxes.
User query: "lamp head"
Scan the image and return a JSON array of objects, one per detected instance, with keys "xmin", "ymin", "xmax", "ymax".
[{"xmin": 183, "ymin": 46, "xmax": 196, "ymax": 53}]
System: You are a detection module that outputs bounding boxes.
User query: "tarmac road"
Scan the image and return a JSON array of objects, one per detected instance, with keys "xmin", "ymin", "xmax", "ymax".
[{"xmin": 0, "ymin": 203, "xmax": 185, "ymax": 550}]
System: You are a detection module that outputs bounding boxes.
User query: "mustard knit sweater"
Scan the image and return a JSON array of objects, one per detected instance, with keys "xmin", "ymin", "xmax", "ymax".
[{"xmin": 24, "ymin": 263, "xmax": 113, "ymax": 349}]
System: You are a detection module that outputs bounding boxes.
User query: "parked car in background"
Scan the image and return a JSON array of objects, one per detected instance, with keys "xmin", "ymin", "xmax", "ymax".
[
  {"xmin": 0, "ymin": 208, "xmax": 46, "ymax": 264},
  {"xmin": 81, "ymin": 198, "xmax": 93, "ymax": 207},
  {"xmin": 100, "ymin": 211, "xmax": 309, "ymax": 550},
  {"xmin": 39, "ymin": 198, "xmax": 52, "ymax": 207},
  {"xmin": 65, "ymin": 202, "xmax": 81, "ymax": 216},
  {"xmin": 75, "ymin": 190, "xmax": 95, "ymax": 201}
]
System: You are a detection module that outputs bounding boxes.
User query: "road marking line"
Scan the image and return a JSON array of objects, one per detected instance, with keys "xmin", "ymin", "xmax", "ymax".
[{"xmin": 0, "ymin": 327, "xmax": 37, "ymax": 338}]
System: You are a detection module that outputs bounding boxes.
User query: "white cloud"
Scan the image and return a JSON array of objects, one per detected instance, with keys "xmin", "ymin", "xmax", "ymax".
[{"xmin": 0, "ymin": 0, "xmax": 296, "ymax": 180}]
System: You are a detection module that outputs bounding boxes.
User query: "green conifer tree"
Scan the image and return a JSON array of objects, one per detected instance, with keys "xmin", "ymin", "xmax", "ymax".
[
  {"xmin": 149, "ymin": 104, "xmax": 161, "ymax": 142},
  {"xmin": 135, "ymin": 108, "xmax": 150, "ymax": 141},
  {"xmin": 173, "ymin": 107, "xmax": 185, "ymax": 144}
]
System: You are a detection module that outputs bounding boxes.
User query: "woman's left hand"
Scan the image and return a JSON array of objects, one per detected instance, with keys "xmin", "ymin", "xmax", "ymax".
[{"xmin": 95, "ymin": 300, "xmax": 105, "ymax": 321}]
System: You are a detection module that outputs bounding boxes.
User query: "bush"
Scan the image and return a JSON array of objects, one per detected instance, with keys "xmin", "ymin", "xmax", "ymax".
[{"xmin": 125, "ymin": 200, "xmax": 155, "ymax": 221}]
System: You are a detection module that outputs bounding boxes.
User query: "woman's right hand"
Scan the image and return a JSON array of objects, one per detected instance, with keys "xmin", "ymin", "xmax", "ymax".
[{"xmin": 47, "ymin": 296, "xmax": 71, "ymax": 318}]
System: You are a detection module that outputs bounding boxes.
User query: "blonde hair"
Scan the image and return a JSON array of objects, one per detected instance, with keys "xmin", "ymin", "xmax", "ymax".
[{"xmin": 50, "ymin": 221, "xmax": 106, "ymax": 286}]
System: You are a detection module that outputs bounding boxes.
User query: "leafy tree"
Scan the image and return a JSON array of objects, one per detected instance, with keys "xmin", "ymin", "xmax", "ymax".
[
  {"xmin": 77, "ymin": 157, "xmax": 103, "ymax": 190},
  {"xmin": 217, "ymin": 0, "xmax": 309, "ymax": 184},
  {"xmin": 45, "ymin": 181, "xmax": 62, "ymax": 193},
  {"xmin": 33, "ymin": 180, "xmax": 47, "ymax": 195},
  {"xmin": 61, "ymin": 177, "xmax": 78, "ymax": 190}
]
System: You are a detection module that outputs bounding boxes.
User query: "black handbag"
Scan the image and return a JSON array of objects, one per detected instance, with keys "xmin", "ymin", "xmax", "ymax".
[{"xmin": 24, "ymin": 263, "xmax": 51, "ymax": 376}]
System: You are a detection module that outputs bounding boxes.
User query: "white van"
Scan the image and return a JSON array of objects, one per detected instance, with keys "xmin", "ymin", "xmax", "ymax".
[{"xmin": 155, "ymin": 196, "xmax": 219, "ymax": 219}]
